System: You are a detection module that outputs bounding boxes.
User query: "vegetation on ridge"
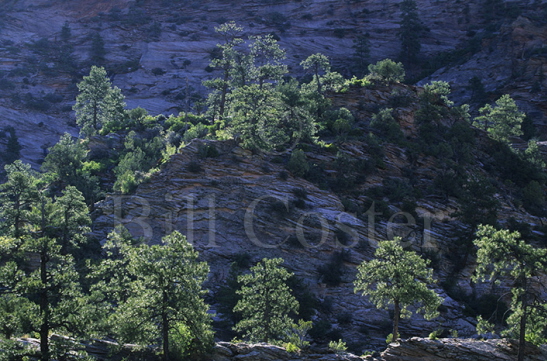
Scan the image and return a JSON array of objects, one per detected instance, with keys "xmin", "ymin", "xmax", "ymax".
[{"xmin": 0, "ymin": 8, "xmax": 547, "ymax": 360}]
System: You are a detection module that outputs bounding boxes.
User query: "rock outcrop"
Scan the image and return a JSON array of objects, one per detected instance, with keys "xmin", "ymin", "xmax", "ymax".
[
  {"xmin": 378, "ymin": 337, "xmax": 547, "ymax": 361},
  {"xmin": 2, "ymin": 0, "xmax": 547, "ymax": 168},
  {"xmin": 209, "ymin": 342, "xmax": 364, "ymax": 361}
]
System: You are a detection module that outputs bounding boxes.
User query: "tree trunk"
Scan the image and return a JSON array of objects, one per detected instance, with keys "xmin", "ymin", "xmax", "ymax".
[
  {"xmin": 218, "ymin": 69, "xmax": 229, "ymax": 121},
  {"xmin": 40, "ymin": 251, "xmax": 50, "ymax": 361},
  {"xmin": 162, "ymin": 291, "xmax": 169, "ymax": 361},
  {"xmin": 518, "ymin": 278, "xmax": 528, "ymax": 361},
  {"xmin": 392, "ymin": 300, "xmax": 400, "ymax": 343}
]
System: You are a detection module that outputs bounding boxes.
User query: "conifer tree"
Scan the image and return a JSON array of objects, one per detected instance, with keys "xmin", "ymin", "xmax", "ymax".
[
  {"xmin": 473, "ymin": 94, "xmax": 524, "ymax": 143},
  {"xmin": 398, "ymin": 0, "xmax": 423, "ymax": 67},
  {"xmin": 234, "ymin": 258, "xmax": 299, "ymax": 343},
  {"xmin": 73, "ymin": 66, "xmax": 125, "ymax": 136},
  {"xmin": 354, "ymin": 239, "xmax": 442, "ymax": 342},
  {"xmin": 473, "ymin": 225, "xmax": 547, "ymax": 361},
  {"xmin": 111, "ymin": 231, "xmax": 213, "ymax": 360}
]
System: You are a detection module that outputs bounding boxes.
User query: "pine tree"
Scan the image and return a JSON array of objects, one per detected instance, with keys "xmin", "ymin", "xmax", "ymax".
[
  {"xmin": 0, "ymin": 183, "xmax": 90, "ymax": 361},
  {"xmin": 354, "ymin": 239, "xmax": 442, "ymax": 342},
  {"xmin": 0, "ymin": 161, "xmax": 39, "ymax": 239},
  {"xmin": 474, "ymin": 94, "xmax": 525, "ymax": 143},
  {"xmin": 473, "ymin": 225, "xmax": 547, "ymax": 361},
  {"xmin": 398, "ymin": 0, "xmax": 423, "ymax": 67},
  {"xmin": 234, "ymin": 258, "xmax": 299, "ymax": 343},
  {"xmin": 73, "ymin": 66, "xmax": 126, "ymax": 136},
  {"xmin": 351, "ymin": 33, "xmax": 371, "ymax": 77},
  {"xmin": 112, "ymin": 231, "xmax": 213, "ymax": 360}
]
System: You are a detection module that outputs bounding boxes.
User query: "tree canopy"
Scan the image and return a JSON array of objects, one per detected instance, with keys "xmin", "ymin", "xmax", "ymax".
[
  {"xmin": 473, "ymin": 94, "xmax": 524, "ymax": 143},
  {"xmin": 73, "ymin": 66, "xmax": 125, "ymax": 136},
  {"xmin": 473, "ymin": 224, "xmax": 547, "ymax": 361},
  {"xmin": 234, "ymin": 258, "xmax": 299, "ymax": 343},
  {"xmin": 354, "ymin": 239, "xmax": 442, "ymax": 342}
]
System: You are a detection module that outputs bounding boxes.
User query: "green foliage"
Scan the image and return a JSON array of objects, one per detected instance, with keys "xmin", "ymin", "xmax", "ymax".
[
  {"xmin": 227, "ymin": 83, "xmax": 315, "ymax": 152},
  {"xmin": 112, "ymin": 231, "xmax": 213, "ymax": 359},
  {"xmin": 354, "ymin": 239, "xmax": 442, "ymax": 342},
  {"xmin": 301, "ymin": 53, "xmax": 344, "ymax": 94},
  {"xmin": 473, "ymin": 225, "xmax": 547, "ymax": 360},
  {"xmin": 344, "ymin": 76, "xmax": 372, "ymax": 88},
  {"xmin": 285, "ymin": 319, "xmax": 312, "ymax": 349},
  {"xmin": 2, "ymin": 126, "xmax": 21, "ymax": 164},
  {"xmin": 351, "ymin": 33, "xmax": 371, "ymax": 77},
  {"xmin": 328, "ymin": 339, "xmax": 347, "ymax": 353},
  {"xmin": 0, "ymin": 182, "xmax": 91, "ymax": 361},
  {"xmin": 367, "ymin": 59, "xmax": 405, "ymax": 83},
  {"xmin": 287, "ymin": 149, "xmax": 309, "ymax": 178},
  {"xmin": 428, "ymin": 329, "xmax": 443, "ymax": 340},
  {"xmin": 42, "ymin": 133, "xmax": 86, "ymax": 183},
  {"xmin": 474, "ymin": 94, "xmax": 525, "ymax": 143},
  {"xmin": 73, "ymin": 66, "xmax": 126, "ymax": 137},
  {"xmin": 398, "ymin": 0, "xmax": 423, "ymax": 66},
  {"xmin": 370, "ymin": 108, "xmax": 404, "ymax": 143},
  {"xmin": 0, "ymin": 161, "xmax": 40, "ymax": 238},
  {"xmin": 234, "ymin": 258, "xmax": 299, "ymax": 343}
]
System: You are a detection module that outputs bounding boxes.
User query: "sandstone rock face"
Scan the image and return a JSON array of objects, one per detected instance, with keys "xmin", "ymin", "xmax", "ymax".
[
  {"xmin": 378, "ymin": 337, "xmax": 547, "ymax": 361},
  {"xmin": 90, "ymin": 134, "xmax": 479, "ymax": 350},
  {"xmin": 2, "ymin": 0, "xmax": 546, "ymax": 167},
  {"xmin": 210, "ymin": 342, "xmax": 364, "ymax": 361}
]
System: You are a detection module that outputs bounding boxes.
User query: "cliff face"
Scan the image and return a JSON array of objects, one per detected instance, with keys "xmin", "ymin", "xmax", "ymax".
[
  {"xmin": 90, "ymin": 137, "xmax": 476, "ymax": 349},
  {"xmin": 1, "ymin": 0, "xmax": 547, "ymax": 167}
]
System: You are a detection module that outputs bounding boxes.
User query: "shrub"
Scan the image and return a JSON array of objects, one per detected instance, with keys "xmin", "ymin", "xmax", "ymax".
[
  {"xmin": 336, "ymin": 312, "xmax": 352, "ymax": 325},
  {"xmin": 187, "ymin": 160, "xmax": 202, "ymax": 173},
  {"xmin": 113, "ymin": 170, "xmax": 138, "ymax": 194},
  {"xmin": 428, "ymin": 329, "xmax": 443, "ymax": 340},
  {"xmin": 309, "ymin": 320, "xmax": 332, "ymax": 341},
  {"xmin": 367, "ymin": 59, "xmax": 405, "ymax": 83},
  {"xmin": 317, "ymin": 251, "xmax": 347, "ymax": 286},
  {"xmin": 292, "ymin": 187, "xmax": 308, "ymax": 199},
  {"xmin": 370, "ymin": 108, "xmax": 404, "ymax": 143},
  {"xmin": 197, "ymin": 143, "xmax": 220, "ymax": 158},
  {"xmin": 152, "ymin": 67, "xmax": 166, "ymax": 76},
  {"xmin": 287, "ymin": 149, "xmax": 309, "ymax": 178},
  {"xmin": 284, "ymin": 342, "xmax": 300, "ymax": 353},
  {"xmin": 328, "ymin": 339, "xmax": 347, "ymax": 353}
]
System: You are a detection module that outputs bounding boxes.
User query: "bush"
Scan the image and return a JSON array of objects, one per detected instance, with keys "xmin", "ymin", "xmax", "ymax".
[
  {"xmin": 187, "ymin": 160, "xmax": 202, "ymax": 173},
  {"xmin": 113, "ymin": 170, "xmax": 138, "ymax": 194},
  {"xmin": 328, "ymin": 339, "xmax": 347, "ymax": 353},
  {"xmin": 284, "ymin": 342, "xmax": 300, "ymax": 353},
  {"xmin": 292, "ymin": 187, "xmax": 308, "ymax": 199},
  {"xmin": 336, "ymin": 312, "xmax": 352, "ymax": 325},
  {"xmin": 287, "ymin": 149, "xmax": 309, "ymax": 178},
  {"xmin": 309, "ymin": 320, "xmax": 332, "ymax": 341},
  {"xmin": 197, "ymin": 143, "xmax": 220, "ymax": 158},
  {"xmin": 152, "ymin": 67, "xmax": 166, "ymax": 76},
  {"xmin": 367, "ymin": 59, "xmax": 405, "ymax": 83},
  {"xmin": 370, "ymin": 108, "xmax": 404, "ymax": 143},
  {"xmin": 522, "ymin": 180, "xmax": 545, "ymax": 215},
  {"xmin": 317, "ymin": 251, "xmax": 348, "ymax": 286}
]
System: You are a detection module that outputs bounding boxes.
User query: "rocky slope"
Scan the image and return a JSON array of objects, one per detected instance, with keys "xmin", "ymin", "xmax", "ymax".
[
  {"xmin": 89, "ymin": 83, "xmax": 546, "ymax": 352},
  {"xmin": 1, "ymin": 0, "xmax": 547, "ymax": 168},
  {"xmin": 20, "ymin": 337, "xmax": 547, "ymax": 360}
]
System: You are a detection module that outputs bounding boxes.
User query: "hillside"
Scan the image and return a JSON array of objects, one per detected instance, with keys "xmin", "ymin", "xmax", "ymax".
[
  {"xmin": 1, "ymin": 0, "xmax": 547, "ymax": 167},
  {"xmin": 1, "ymin": 1, "xmax": 547, "ymax": 360},
  {"xmin": 85, "ymin": 81, "xmax": 546, "ymax": 352}
]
